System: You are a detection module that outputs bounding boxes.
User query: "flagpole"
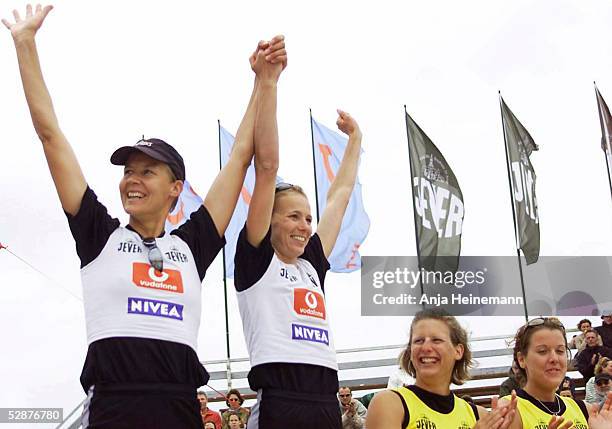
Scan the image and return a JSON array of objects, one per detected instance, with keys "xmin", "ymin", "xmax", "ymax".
[
  {"xmin": 217, "ymin": 120, "xmax": 232, "ymax": 388},
  {"xmin": 498, "ymin": 94, "xmax": 529, "ymax": 322},
  {"xmin": 403, "ymin": 106, "xmax": 425, "ymax": 299},
  {"xmin": 309, "ymin": 108, "xmax": 322, "ymax": 223},
  {"xmin": 594, "ymin": 83, "xmax": 612, "ymax": 203}
]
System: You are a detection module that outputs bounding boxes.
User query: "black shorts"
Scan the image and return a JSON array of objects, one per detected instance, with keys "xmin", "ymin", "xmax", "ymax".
[
  {"xmin": 82, "ymin": 383, "xmax": 203, "ymax": 429},
  {"xmin": 248, "ymin": 388, "xmax": 341, "ymax": 429}
]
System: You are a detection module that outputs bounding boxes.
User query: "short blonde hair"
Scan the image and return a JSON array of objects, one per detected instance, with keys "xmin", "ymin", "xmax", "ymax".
[{"xmin": 399, "ymin": 309, "xmax": 473, "ymax": 385}]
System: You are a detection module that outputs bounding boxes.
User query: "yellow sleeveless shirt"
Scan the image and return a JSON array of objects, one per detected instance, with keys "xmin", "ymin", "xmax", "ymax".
[
  {"xmin": 502, "ymin": 393, "xmax": 588, "ymax": 429},
  {"xmin": 393, "ymin": 386, "xmax": 477, "ymax": 429}
]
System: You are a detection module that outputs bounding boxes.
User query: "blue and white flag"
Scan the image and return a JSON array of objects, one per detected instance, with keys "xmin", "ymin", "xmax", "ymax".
[
  {"xmin": 219, "ymin": 126, "xmax": 256, "ymax": 278},
  {"xmin": 311, "ymin": 118, "xmax": 370, "ymax": 272},
  {"xmin": 166, "ymin": 179, "xmax": 204, "ymax": 231}
]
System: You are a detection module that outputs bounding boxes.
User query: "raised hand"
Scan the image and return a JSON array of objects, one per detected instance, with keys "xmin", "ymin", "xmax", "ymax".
[
  {"xmin": 251, "ymin": 35, "xmax": 285, "ymax": 83},
  {"xmin": 249, "ymin": 40, "xmax": 269, "ymax": 73},
  {"xmin": 546, "ymin": 415, "xmax": 574, "ymax": 429},
  {"xmin": 263, "ymin": 35, "xmax": 287, "ymax": 71},
  {"xmin": 589, "ymin": 391, "xmax": 612, "ymax": 429},
  {"xmin": 336, "ymin": 109, "xmax": 361, "ymax": 138},
  {"xmin": 2, "ymin": 4, "xmax": 53, "ymax": 41}
]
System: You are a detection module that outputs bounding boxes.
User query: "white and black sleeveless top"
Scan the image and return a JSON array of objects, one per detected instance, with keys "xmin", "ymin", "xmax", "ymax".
[
  {"xmin": 66, "ymin": 187, "xmax": 225, "ymax": 391},
  {"xmin": 234, "ymin": 226, "xmax": 339, "ymax": 394}
]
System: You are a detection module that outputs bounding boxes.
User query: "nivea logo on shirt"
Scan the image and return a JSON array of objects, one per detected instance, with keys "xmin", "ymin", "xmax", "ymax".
[
  {"xmin": 127, "ymin": 297, "xmax": 184, "ymax": 320},
  {"xmin": 291, "ymin": 323, "xmax": 329, "ymax": 345}
]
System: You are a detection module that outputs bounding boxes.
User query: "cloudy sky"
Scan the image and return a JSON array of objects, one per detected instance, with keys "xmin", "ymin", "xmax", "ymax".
[{"xmin": 2, "ymin": 0, "xmax": 612, "ymax": 426}]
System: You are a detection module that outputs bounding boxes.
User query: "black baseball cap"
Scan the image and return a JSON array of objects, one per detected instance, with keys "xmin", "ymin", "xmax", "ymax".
[
  {"xmin": 595, "ymin": 373, "xmax": 611, "ymax": 384},
  {"xmin": 110, "ymin": 138, "xmax": 185, "ymax": 181}
]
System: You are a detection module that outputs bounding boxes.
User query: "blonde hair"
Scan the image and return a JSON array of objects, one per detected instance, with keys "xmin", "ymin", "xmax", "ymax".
[{"xmin": 399, "ymin": 309, "xmax": 473, "ymax": 385}]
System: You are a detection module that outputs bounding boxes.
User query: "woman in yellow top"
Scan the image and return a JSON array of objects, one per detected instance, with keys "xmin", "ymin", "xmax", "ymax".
[
  {"xmin": 503, "ymin": 317, "xmax": 612, "ymax": 429},
  {"xmin": 366, "ymin": 309, "xmax": 517, "ymax": 429}
]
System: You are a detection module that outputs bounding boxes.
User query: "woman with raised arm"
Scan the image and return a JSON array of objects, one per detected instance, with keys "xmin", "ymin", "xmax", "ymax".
[
  {"xmin": 2, "ymin": 5, "xmax": 285, "ymax": 428},
  {"xmin": 501, "ymin": 317, "xmax": 612, "ymax": 429},
  {"xmin": 232, "ymin": 45, "xmax": 362, "ymax": 429},
  {"xmin": 366, "ymin": 309, "xmax": 517, "ymax": 429}
]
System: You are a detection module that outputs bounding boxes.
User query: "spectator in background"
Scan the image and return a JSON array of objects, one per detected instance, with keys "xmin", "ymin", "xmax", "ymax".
[
  {"xmin": 557, "ymin": 376, "xmax": 575, "ymax": 398},
  {"xmin": 198, "ymin": 390, "xmax": 222, "ymax": 429},
  {"xmin": 570, "ymin": 319, "xmax": 603, "ymax": 352},
  {"xmin": 499, "ymin": 361, "xmax": 524, "ymax": 398},
  {"xmin": 586, "ymin": 357, "xmax": 612, "ymax": 404},
  {"xmin": 222, "ymin": 389, "xmax": 250, "ymax": 429},
  {"xmin": 338, "ymin": 387, "xmax": 367, "ymax": 429},
  {"xmin": 204, "ymin": 422, "xmax": 218, "ymax": 429},
  {"xmin": 575, "ymin": 329, "xmax": 612, "ymax": 381},
  {"xmin": 593, "ymin": 374, "xmax": 612, "ymax": 408},
  {"xmin": 596, "ymin": 310, "xmax": 612, "ymax": 348},
  {"xmin": 226, "ymin": 411, "xmax": 244, "ymax": 429}
]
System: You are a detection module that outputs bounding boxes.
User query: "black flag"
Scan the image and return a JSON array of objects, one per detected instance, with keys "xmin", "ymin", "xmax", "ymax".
[
  {"xmin": 500, "ymin": 97, "xmax": 540, "ymax": 265},
  {"xmin": 405, "ymin": 111, "xmax": 464, "ymax": 273}
]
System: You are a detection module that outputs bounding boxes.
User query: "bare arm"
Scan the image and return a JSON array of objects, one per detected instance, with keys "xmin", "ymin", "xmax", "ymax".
[
  {"xmin": 316, "ymin": 110, "xmax": 362, "ymax": 257},
  {"xmin": 3, "ymin": 4, "xmax": 86, "ymax": 215},
  {"xmin": 245, "ymin": 36, "xmax": 286, "ymax": 246},
  {"xmin": 365, "ymin": 390, "xmax": 404, "ymax": 429}
]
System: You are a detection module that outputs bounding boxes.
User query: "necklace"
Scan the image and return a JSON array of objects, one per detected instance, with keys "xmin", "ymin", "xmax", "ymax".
[{"xmin": 533, "ymin": 394, "xmax": 561, "ymax": 416}]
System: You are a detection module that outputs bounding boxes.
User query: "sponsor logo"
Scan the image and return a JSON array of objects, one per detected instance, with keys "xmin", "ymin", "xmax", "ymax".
[
  {"xmin": 165, "ymin": 247, "xmax": 188, "ymax": 263},
  {"xmin": 421, "ymin": 154, "xmax": 448, "ymax": 184},
  {"xmin": 457, "ymin": 422, "xmax": 470, "ymax": 429},
  {"xmin": 291, "ymin": 323, "xmax": 329, "ymax": 345},
  {"xmin": 132, "ymin": 262, "xmax": 184, "ymax": 293},
  {"xmin": 280, "ymin": 267, "xmax": 298, "ymax": 282},
  {"xmin": 414, "ymin": 415, "xmax": 436, "ymax": 429},
  {"xmin": 293, "ymin": 288, "xmax": 326, "ymax": 320},
  {"xmin": 306, "ymin": 273, "xmax": 319, "ymax": 288},
  {"xmin": 135, "ymin": 141, "xmax": 153, "ymax": 147},
  {"xmin": 117, "ymin": 239, "xmax": 142, "ymax": 253},
  {"xmin": 127, "ymin": 297, "xmax": 183, "ymax": 320},
  {"xmin": 413, "ymin": 176, "xmax": 463, "ymax": 238}
]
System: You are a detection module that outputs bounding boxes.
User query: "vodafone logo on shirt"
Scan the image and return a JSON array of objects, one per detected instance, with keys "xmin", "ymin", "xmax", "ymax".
[
  {"xmin": 132, "ymin": 262, "xmax": 184, "ymax": 293},
  {"xmin": 293, "ymin": 288, "xmax": 326, "ymax": 320}
]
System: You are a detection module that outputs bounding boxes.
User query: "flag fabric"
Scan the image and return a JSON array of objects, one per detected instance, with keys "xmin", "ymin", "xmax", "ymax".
[
  {"xmin": 405, "ymin": 111, "xmax": 464, "ymax": 273},
  {"xmin": 165, "ymin": 179, "xmax": 204, "ymax": 231},
  {"xmin": 595, "ymin": 85, "xmax": 612, "ymax": 181},
  {"xmin": 311, "ymin": 118, "xmax": 370, "ymax": 272},
  {"xmin": 500, "ymin": 97, "xmax": 540, "ymax": 265},
  {"xmin": 219, "ymin": 126, "xmax": 256, "ymax": 278}
]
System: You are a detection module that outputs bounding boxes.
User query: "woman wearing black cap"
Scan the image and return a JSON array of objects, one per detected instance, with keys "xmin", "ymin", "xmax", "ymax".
[{"xmin": 3, "ymin": 4, "xmax": 286, "ymax": 429}]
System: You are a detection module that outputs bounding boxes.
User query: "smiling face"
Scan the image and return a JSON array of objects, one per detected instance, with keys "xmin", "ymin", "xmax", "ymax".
[
  {"xmin": 119, "ymin": 152, "xmax": 182, "ymax": 221},
  {"xmin": 270, "ymin": 192, "xmax": 313, "ymax": 264},
  {"xmin": 409, "ymin": 319, "xmax": 464, "ymax": 387},
  {"xmin": 518, "ymin": 328, "xmax": 567, "ymax": 393}
]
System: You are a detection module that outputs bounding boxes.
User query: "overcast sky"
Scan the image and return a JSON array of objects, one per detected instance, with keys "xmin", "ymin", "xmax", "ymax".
[{"xmin": 2, "ymin": 0, "xmax": 612, "ymax": 426}]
